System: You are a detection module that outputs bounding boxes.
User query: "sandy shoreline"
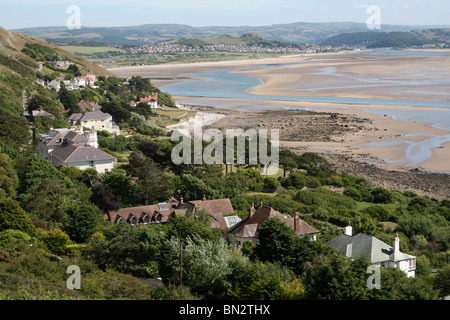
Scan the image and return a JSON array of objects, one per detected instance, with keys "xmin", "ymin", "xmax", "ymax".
[{"xmin": 111, "ymin": 52, "xmax": 450, "ymax": 174}]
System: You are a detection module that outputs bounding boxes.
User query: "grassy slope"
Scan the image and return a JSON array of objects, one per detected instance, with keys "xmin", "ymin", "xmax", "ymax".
[{"xmin": 0, "ymin": 26, "xmax": 115, "ymax": 78}]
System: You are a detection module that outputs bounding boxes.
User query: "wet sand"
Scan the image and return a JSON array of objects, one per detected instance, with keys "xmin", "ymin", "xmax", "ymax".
[{"xmin": 110, "ymin": 52, "xmax": 450, "ymax": 174}]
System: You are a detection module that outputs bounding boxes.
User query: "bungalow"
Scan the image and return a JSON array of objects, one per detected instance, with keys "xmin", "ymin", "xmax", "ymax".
[
  {"xmin": 106, "ymin": 200, "xmax": 181, "ymax": 226},
  {"xmin": 326, "ymin": 223, "xmax": 416, "ymax": 278},
  {"xmin": 227, "ymin": 204, "xmax": 319, "ymax": 248},
  {"xmin": 106, "ymin": 196, "xmax": 241, "ymax": 230}
]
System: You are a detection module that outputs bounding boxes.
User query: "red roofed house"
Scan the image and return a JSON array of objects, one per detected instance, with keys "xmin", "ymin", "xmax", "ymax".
[
  {"xmin": 139, "ymin": 96, "xmax": 158, "ymax": 109},
  {"xmin": 78, "ymin": 100, "xmax": 101, "ymax": 111},
  {"xmin": 228, "ymin": 203, "xmax": 319, "ymax": 248}
]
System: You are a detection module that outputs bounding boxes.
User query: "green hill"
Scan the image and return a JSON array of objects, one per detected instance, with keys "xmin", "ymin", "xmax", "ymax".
[
  {"xmin": 14, "ymin": 22, "xmax": 438, "ymax": 45},
  {"xmin": 321, "ymin": 29, "xmax": 450, "ymax": 48}
]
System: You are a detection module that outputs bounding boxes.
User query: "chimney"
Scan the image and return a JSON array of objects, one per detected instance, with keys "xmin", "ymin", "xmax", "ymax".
[
  {"xmin": 249, "ymin": 202, "xmax": 255, "ymax": 217},
  {"xmin": 344, "ymin": 222, "xmax": 352, "ymax": 236},
  {"xmin": 179, "ymin": 196, "xmax": 183, "ymax": 204},
  {"xmin": 393, "ymin": 233, "xmax": 400, "ymax": 253},
  {"xmin": 294, "ymin": 212, "xmax": 299, "ymax": 234},
  {"xmin": 346, "ymin": 243, "xmax": 353, "ymax": 258},
  {"xmin": 260, "ymin": 201, "xmax": 263, "ymax": 208},
  {"xmin": 202, "ymin": 194, "xmax": 206, "ymax": 201}
]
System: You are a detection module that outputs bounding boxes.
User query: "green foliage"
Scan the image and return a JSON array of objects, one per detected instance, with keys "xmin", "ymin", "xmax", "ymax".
[
  {"xmin": 0, "ymin": 153, "xmax": 19, "ymax": 199},
  {"xmin": 17, "ymin": 155, "xmax": 74, "ymax": 194},
  {"xmin": 0, "ymin": 198, "xmax": 35, "ymax": 235},
  {"xmin": 39, "ymin": 228, "xmax": 73, "ymax": 256},
  {"xmin": 83, "ymin": 223, "xmax": 166, "ymax": 278},
  {"xmin": 159, "ymin": 235, "xmax": 235, "ymax": 298},
  {"xmin": 21, "ymin": 43, "xmax": 65, "ymax": 61},
  {"xmin": 65, "ymin": 202, "xmax": 103, "ymax": 243},
  {"xmin": 304, "ymin": 254, "xmax": 371, "ymax": 300}
]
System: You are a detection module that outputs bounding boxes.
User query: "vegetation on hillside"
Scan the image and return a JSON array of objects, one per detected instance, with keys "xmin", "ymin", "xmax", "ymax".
[
  {"xmin": 0, "ymin": 28, "xmax": 449, "ymax": 301},
  {"xmin": 321, "ymin": 29, "xmax": 450, "ymax": 48}
]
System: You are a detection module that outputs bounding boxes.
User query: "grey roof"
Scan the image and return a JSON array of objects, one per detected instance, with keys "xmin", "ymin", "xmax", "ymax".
[
  {"xmin": 38, "ymin": 129, "xmax": 71, "ymax": 146},
  {"xmin": 51, "ymin": 144, "xmax": 115, "ymax": 162},
  {"xmin": 326, "ymin": 233, "xmax": 414, "ymax": 263},
  {"xmin": 64, "ymin": 131, "xmax": 89, "ymax": 144},
  {"xmin": 68, "ymin": 110, "xmax": 111, "ymax": 121}
]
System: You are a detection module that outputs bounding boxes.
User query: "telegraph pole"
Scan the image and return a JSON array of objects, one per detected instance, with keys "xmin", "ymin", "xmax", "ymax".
[{"xmin": 179, "ymin": 240, "xmax": 183, "ymax": 287}]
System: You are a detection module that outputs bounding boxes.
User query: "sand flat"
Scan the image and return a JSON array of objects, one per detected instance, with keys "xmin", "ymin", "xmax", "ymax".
[{"xmin": 110, "ymin": 51, "xmax": 450, "ymax": 173}]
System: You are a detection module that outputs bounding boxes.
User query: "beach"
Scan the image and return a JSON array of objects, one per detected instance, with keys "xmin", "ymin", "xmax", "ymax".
[{"xmin": 110, "ymin": 51, "xmax": 450, "ymax": 175}]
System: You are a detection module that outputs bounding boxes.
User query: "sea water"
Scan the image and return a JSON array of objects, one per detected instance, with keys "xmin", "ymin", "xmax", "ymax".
[{"xmin": 160, "ymin": 50, "xmax": 450, "ymax": 170}]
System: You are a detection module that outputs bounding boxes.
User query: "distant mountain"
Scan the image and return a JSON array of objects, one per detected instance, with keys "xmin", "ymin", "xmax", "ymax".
[
  {"xmin": 321, "ymin": 28, "xmax": 450, "ymax": 48},
  {"xmin": 12, "ymin": 22, "xmax": 439, "ymax": 45}
]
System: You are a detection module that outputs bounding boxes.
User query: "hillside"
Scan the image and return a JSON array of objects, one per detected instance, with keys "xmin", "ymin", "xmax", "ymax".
[
  {"xmin": 0, "ymin": 27, "xmax": 114, "ymax": 78},
  {"xmin": 13, "ymin": 22, "xmax": 435, "ymax": 45},
  {"xmin": 175, "ymin": 33, "xmax": 297, "ymax": 48},
  {"xmin": 321, "ymin": 29, "xmax": 450, "ymax": 48}
]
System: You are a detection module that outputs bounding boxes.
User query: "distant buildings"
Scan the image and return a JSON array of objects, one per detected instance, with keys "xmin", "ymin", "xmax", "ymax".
[
  {"xmin": 47, "ymin": 60, "xmax": 72, "ymax": 69},
  {"xmin": 326, "ymin": 223, "xmax": 416, "ymax": 278},
  {"xmin": 37, "ymin": 128, "xmax": 115, "ymax": 174}
]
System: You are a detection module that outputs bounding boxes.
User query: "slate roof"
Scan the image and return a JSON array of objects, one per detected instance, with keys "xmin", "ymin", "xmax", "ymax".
[
  {"xmin": 51, "ymin": 144, "xmax": 115, "ymax": 163},
  {"xmin": 38, "ymin": 129, "xmax": 71, "ymax": 146},
  {"xmin": 64, "ymin": 131, "xmax": 89, "ymax": 144},
  {"xmin": 326, "ymin": 233, "xmax": 414, "ymax": 263},
  {"xmin": 68, "ymin": 110, "xmax": 111, "ymax": 122}
]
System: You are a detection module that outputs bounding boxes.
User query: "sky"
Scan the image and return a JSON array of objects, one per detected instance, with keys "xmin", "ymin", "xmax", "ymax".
[{"xmin": 0, "ymin": 0, "xmax": 448, "ymax": 29}]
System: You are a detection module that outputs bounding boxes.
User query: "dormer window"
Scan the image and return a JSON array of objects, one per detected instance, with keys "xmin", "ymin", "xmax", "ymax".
[
  {"xmin": 143, "ymin": 215, "xmax": 150, "ymax": 224},
  {"xmin": 130, "ymin": 216, "xmax": 137, "ymax": 226}
]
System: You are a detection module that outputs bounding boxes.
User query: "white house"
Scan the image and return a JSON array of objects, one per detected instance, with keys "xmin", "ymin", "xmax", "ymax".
[
  {"xmin": 37, "ymin": 128, "xmax": 115, "ymax": 174},
  {"xmin": 68, "ymin": 110, "xmax": 120, "ymax": 135},
  {"xmin": 326, "ymin": 223, "xmax": 416, "ymax": 278},
  {"xmin": 139, "ymin": 96, "xmax": 159, "ymax": 109}
]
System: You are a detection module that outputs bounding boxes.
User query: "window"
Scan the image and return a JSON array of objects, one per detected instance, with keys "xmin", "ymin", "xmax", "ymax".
[
  {"xmin": 143, "ymin": 215, "xmax": 150, "ymax": 224},
  {"xmin": 88, "ymin": 160, "xmax": 94, "ymax": 167},
  {"xmin": 130, "ymin": 216, "xmax": 137, "ymax": 226}
]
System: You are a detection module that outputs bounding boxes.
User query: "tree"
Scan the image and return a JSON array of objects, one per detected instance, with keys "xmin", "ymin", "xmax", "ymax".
[
  {"xmin": 159, "ymin": 235, "xmax": 234, "ymax": 298},
  {"xmin": 255, "ymin": 218, "xmax": 299, "ymax": 264},
  {"xmin": 0, "ymin": 198, "xmax": 35, "ymax": 235},
  {"xmin": 84, "ymin": 223, "xmax": 166, "ymax": 278},
  {"xmin": 287, "ymin": 172, "xmax": 306, "ymax": 189},
  {"xmin": 303, "ymin": 254, "xmax": 371, "ymax": 300},
  {"xmin": 65, "ymin": 202, "xmax": 103, "ymax": 243},
  {"xmin": 434, "ymin": 264, "xmax": 450, "ymax": 298},
  {"xmin": 39, "ymin": 228, "xmax": 73, "ymax": 256},
  {"xmin": 91, "ymin": 184, "xmax": 122, "ymax": 214},
  {"xmin": 371, "ymin": 187, "xmax": 395, "ymax": 204},
  {"xmin": 128, "ymin": 151, "xmax": 172, "ymax": 205},
  {"xmin": 58, "ymin": 82, "xmax": 80, "ymax": 114}
]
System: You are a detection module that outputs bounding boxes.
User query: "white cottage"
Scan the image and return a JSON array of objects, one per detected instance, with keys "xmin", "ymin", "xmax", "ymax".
[{"xmin": 326, "ymin": 223, "xmax": 416, "ymax": 278}]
